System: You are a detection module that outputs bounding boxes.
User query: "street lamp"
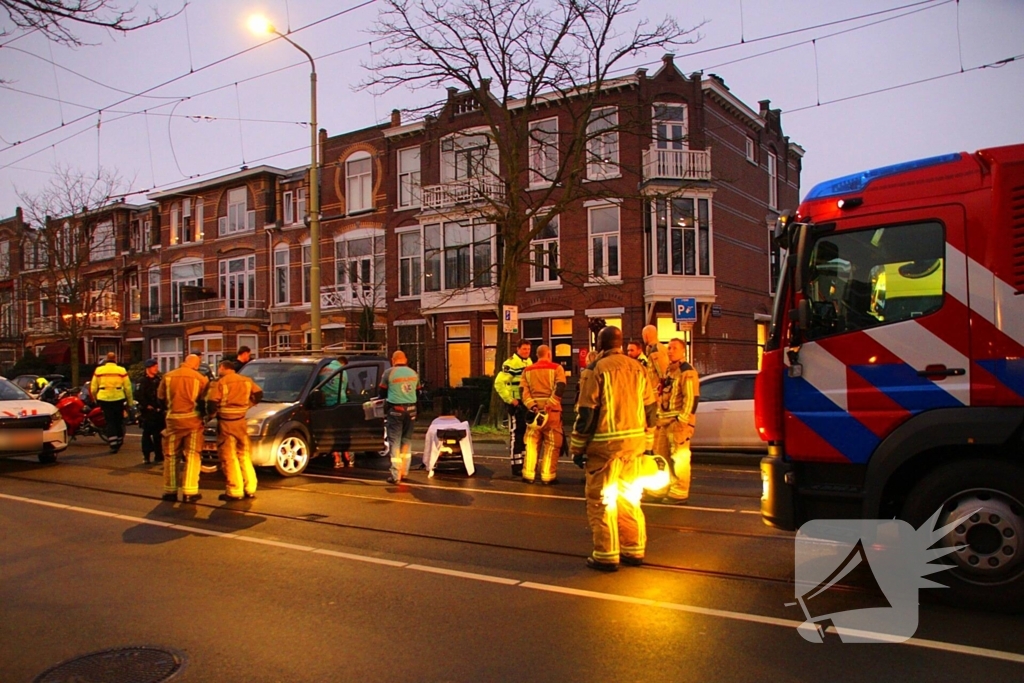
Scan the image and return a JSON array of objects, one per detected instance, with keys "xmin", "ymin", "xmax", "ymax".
[{"xmin": 249, "ymin": 14, "xmax": 321, "ymax": 351}]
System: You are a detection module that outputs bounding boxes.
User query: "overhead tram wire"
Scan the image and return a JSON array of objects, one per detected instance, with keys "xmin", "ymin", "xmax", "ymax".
[{"xmin": 0, "ymin": 0, "xmax": 379, "ymax": 156}]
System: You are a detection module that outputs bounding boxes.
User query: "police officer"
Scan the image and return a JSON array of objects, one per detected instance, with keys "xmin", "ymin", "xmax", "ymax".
[
  {"xmin": 234, "ymin": 345, "xmax": 252, "ymax": 372},
  {"xmin": 157, "ymin": 354, "xmax": 209, "ymax": 504},
  {"xmin": 207, "ymin": 360, "xmax": 263, "ymax": 501},
  {"xmin": 626, "ymin": 340, "xmax": 649, "ymax": 368},
  {"xmin": 137, "ymin": 359, "xmax": 165, "ymax": 464},
  {"xmin": 494, "ymin": 339, "xmax": 533, "ymax": 477},
  {"xmin": 570, "ymin": 326, "xmax": 657, "ymax": 571},
  {"xmin": 90, "ymin": 352, "xmax": 135, "ymax": 453},
  {"xmin": 520, "ymin": 345, "xmax": 566, "ymax": 485},
  {"xmin": 652, "ymin": 338, "xmax": 699, "ymax": 504},
  {"xmin": 380, "ymin": 349, "xmax": 420, "ymax": 485}
]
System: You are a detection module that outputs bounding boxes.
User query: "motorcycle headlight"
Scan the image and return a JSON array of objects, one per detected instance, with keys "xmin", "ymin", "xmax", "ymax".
[{"xmin": 246, "ymin": 418, "xmax": 266, "ymax": 436}]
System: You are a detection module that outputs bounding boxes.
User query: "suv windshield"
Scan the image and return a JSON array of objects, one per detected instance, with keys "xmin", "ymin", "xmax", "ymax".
[{"xmin": 240, "ymin": 362, "xmax": 314, "ymax": 403}]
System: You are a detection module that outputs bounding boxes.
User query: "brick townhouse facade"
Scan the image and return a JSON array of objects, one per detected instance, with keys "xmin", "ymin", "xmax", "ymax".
[{"xmin": 2, "ymin": 55, "xmax": 801, "ymax": 386}]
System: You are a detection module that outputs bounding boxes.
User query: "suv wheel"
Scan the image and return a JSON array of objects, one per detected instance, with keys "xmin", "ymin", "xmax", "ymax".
[{"xmin": 275, "ymin": 432, "xmax": 310, "ymax": 476}]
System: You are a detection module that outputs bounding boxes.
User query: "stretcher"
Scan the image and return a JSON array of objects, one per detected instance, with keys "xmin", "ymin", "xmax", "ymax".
[{"xmin": 422, "ymin": 416, "xmax": 475, "ymax": 477}]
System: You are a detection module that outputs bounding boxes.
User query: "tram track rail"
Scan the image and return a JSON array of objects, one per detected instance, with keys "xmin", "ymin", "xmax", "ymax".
[{"xmin": 0, "ymin": 464, "xmax": 876, "ymax": 596}]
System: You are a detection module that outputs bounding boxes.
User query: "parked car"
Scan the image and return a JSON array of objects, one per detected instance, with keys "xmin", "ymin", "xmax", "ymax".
[
  {"xmin": 202, "ymin": 356, "xmax": 390, "ymax": 476},
  {"xmin": 690, "ymin": 370, "xmax": 765, "ymax": 452},
  {"xmin": 0, "ymin": 377, "xmax": 68, "ymax": 463}
]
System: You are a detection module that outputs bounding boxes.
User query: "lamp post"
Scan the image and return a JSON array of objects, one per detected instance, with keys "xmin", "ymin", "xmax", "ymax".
[{"xmin": 249, "ymin": 15, "xmax": 321, "ymax": 351}]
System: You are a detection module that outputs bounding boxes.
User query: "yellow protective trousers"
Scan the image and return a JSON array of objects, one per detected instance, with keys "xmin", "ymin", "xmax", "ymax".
[
  {"xmin": 163, "ymin": 416, "xmax": 204, "ymax": 496},
  {"xmin": 523, "ymin": 416, "xmax": 563, "ymax": 483},
  {"xmin": 653, "ymin": 419, "xmax": 693, "ymax": 501},
  {"xmin": 218, "ymin": 417, "xmax": 257, "ymax": 497},
  {"xmin": 584, "ymin": 449, "xmax": 647, "ymax": 563}
]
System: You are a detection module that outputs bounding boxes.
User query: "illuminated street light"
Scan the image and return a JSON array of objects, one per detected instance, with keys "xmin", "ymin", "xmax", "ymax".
[{"xmin": 249, "ymin": 14, "xmax": 322, "ymax": 351}]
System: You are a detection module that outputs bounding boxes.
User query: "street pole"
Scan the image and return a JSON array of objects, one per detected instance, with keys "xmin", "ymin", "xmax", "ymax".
[{"xmin": 273, "ymin": 30, "xmax": 321, "ymax": 352}]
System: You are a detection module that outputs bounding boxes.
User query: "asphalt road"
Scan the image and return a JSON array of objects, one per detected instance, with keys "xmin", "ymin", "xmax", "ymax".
[{"xmin": 1, "ymin": 433, "xmax": 1022, "ymax": 683}]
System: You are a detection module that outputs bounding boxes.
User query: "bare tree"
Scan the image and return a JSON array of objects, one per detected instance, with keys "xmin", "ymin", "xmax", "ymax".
[
  {"xmin": 18, "ymin": 165, "xmax": 127, "ymax": 387},
  {"xmin": 1, "ymin": 0, "xmax": 179, "ymax": 47},
  {"xmin": 364, "ymin": 0, "xmax": 702, "ymax": 419}
]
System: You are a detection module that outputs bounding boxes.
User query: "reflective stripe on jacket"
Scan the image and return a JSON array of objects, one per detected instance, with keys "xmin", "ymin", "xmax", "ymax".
[
  {"xmin": 657, "ymin": 361, "xmax": 700, "ymax": 427},
  {"xmin": 494, "ymin": 354, "xmax": 533, "ymax": 404},
  {"xmin": 157, "ymin": 366, "xmax": 209, "ymax": 419},
  {"xmin": 520, "ymin": 359, "xmax": 566, "ymax": 413},
  {"xmin": 571, "ymin": 349, "xmax": 656, "ymax": 457},
  {"xmin": 91, "ymin": 362, "xmax": 134, "ymax": 404},
  {"xmin": 207, "ymin": 371, "xmax": 262, "ymax": 420}
]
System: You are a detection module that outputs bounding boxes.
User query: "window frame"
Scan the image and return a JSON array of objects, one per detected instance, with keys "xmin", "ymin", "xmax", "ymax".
[
  {"xmin": 221, "ymin": 186, "xmax": 254, "ymax": 236},
  {"xmin": 398, "ymin": 228, "xmax": 422, "ymax": 299},
  {"xmin": 652, "ymin": 102, "xmax": 687, "ymax": 151},
  {"xmin": 398, "ymin": 147, "xmax": 422, "ymax": 209},
  {"xmin": 529, "ymin": 211, "xmax": 560, "ymax": 287},
  {"xmin": 588, "ymin": 203, "xmax": 621, "ymax": 282},
  {"xmin": 90, "ymin": 220, "xmax": 115, "ymax": 261},
  {"xmin": 586, "ymin": 107, "xmax": 620, "ymax": 180},
  {"xmin": 768, "ymin": 151, "xmax": 779, "ymax": 211},
  {"xmin": 345, "ymin": 152, "xmax": 373, "ymax": 214},
  {"xmin": 528, "ymin": 117, "xmax": 559, "ymax": 187},
  {"xmin": 273, "ymin": 245, "xmax": 290, "ymax": 306},
  {"xmin": 335, "ymin": 228, "xmax": 385, "ymax": 301}
]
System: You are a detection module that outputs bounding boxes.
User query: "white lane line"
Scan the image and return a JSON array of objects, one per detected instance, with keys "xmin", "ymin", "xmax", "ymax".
[
  {"xmin": 313, "ymin": 548, "xmax": 407, "ymax": 567},
  {"xmin": 406, "ymin": 564, "xmax": 522, "ymax": 585},
  {"xmin": 7, "ymin": 492, "xmax": 1021, "ymax": 664},
  {"xmin": 66, "ymin": 505, "xmax": 118, "ymax": 517}
]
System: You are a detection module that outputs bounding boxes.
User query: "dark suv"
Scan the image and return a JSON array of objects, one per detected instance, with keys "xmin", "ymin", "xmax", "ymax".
[{"xmin": 202, "ymin": 356, "xmax": 389, "ymax": 476}]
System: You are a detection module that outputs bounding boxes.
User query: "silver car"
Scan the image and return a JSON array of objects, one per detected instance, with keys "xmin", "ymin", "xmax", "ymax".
[{"xmin": 690, "ymin": 370, "xmax": 766, "ymax": 452}]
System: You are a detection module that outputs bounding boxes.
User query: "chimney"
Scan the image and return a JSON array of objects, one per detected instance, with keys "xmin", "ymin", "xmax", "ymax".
[
  {"xmin": 759, "ymin": 99, "xmax": 771, "ymax": 116},
  {"xmin": 391, "ymin": 109, "xmax": 402, "ymax": 127},
  {"xmin": 662, "ymin": 53, "xmax": 676, "ymax": 68},
  {"xmin": 480, "ymin": 78, "xmax": 491, "ymax": 93}
]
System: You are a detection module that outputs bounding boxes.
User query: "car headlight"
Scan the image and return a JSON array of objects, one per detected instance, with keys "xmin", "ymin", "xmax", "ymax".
[
  {"xmin": 50, "ymin": 411, "xmax": 63, "ymax": 428},
  {"xmin": 246, "ymin": 418, "xmax": 266, "ymax": 436}
]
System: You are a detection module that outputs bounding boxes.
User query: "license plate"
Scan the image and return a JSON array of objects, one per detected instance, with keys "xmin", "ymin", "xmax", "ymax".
[{"xmin": 0, "ymin": 430, "xmax": 44, "ymax": 450}]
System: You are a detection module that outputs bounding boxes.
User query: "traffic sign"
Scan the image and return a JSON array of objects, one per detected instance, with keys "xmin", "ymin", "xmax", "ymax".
[
  {"xmin": 503, "ymin": 305, "xmax": 519, "ymax": 333},
  {"xmin": 673, "ymin": 297, "xmax": 697, "ymax": 323}
]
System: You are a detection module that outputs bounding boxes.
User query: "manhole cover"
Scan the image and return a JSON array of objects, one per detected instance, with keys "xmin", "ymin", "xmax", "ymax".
[{"xmin": 34, "ymin": 646, "xmax": 185, "ymax": 683}]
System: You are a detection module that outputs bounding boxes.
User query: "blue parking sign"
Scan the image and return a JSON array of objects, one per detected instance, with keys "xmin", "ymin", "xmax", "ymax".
[{"xmin": 673, "ymin": 297, "xmax": 697, "ymax": 323}]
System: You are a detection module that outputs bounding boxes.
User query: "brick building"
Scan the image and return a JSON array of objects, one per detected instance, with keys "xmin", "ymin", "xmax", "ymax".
[{"xmin": 6, "ymin": 56, "xmax": 800, "ymax": 386}]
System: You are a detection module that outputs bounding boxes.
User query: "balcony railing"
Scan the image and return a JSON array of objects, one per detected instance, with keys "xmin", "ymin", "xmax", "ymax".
[
  {"xmin": 181, "ymin": 299, "xmax": 268, "ymax": 322},
  {"xmin": 141, "ymin": 305, "xmax": 162, "ymax": 324},
  {"xmin": 320, "ymin": 286, "xmax": 386, "ymax": 310},
  {"xmin": 421, "ymin": 178, "xmax": 505, "ymax": 210},
  {"xmin": 25, "ymin": 316, "xmax": 58, "ymax": 335},
  {"xmin": 642, "ymin": 148, "xmax": 711, "ymax": 182},
  {"xmin": 88, "ymin": 310, "xmax": 121, "ymax": 329}
]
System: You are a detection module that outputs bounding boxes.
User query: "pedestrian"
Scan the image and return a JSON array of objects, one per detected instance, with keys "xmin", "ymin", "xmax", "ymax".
[
  {"xmin": 626, "ymin": 340, "xmax": 649, "ymax": 369},
  {"xmin": 90, "ymin": 352, "xmax": 135, "ymax": 453},
  {"xmin": 320, "ymin": 356, "xmax": 354, "ymax": 468},
  {"xmin": 137, "ymin": 359, "xmax": 166, "ymax": 464},
  {"xmin": 652, "ymin": 338, "xmax": 699, "ymax": 504},
  {"xmin": 206, "ymin": 360, "xmax": 263, "ymax": 501},
  {"xmin": 494, "ymin": 339, "xmax": 533, "ymax": 477},
  {"xmin": 234, "ymin": 345, "xmax": 253, "ymax": 372},
  {"xmin": 379, "ymin": 349, "xmax": 420, "ymax": 484},
  {"xmin": 570, "ymin": 326, "xmax": 657, "ymax": 571},
  {"xmin": 520, "ymin": 345, "xmax": 566, "ymax": 485},
  {"xmin": 641, "ymin": 325, "xmax": 669, "ymax": 382},
  {"xmin": 157, "ymin": 354, "xmax": 209, "ymax": 504}
]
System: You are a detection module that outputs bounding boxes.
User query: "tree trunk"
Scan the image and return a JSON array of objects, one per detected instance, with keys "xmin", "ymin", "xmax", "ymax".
[{"xmin": 488, "ymin": 234, "xmax": 522, "ymax": 427}]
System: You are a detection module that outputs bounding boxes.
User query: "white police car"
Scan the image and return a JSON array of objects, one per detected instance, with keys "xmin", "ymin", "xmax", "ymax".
[{"xmin": 0, "ymin": 377, "xmax": 68, "ymax": 463}]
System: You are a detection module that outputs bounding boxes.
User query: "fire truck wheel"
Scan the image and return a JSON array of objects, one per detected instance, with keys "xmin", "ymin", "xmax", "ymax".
[{"xmin": 902, "ymin": 458, "xmax": 1024, "ymax": 613}]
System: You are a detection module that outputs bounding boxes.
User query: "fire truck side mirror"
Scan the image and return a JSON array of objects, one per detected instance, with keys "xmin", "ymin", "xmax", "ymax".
[{"xmin": 796, "ymin": 299, "xmax": 810, "ymax": 331}]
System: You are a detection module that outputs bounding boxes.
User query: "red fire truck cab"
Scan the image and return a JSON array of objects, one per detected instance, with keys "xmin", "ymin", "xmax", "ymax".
[{"xmin": 757, "ymin": 144, "xmax": 1024, "ymax": 611}]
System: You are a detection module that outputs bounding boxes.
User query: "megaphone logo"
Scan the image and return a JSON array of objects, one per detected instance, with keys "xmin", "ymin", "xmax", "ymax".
[{"xmin": 790, "ymin": 507, "xmax": 970, "ymax": 643}]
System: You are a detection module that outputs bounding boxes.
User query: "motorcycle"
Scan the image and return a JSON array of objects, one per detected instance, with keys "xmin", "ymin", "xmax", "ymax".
[{"xmin": 56, "ymin": 386, "xmax": 110, "ymax": 444}]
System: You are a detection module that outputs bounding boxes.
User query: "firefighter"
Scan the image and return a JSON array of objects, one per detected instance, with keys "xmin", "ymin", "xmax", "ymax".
[
  {"xmin": 570, "ymin": 326, "xmax": 657, "ymax": 571},
  {"xmin": 652, "ymin": 338, "xmax": 699, "ymax": 504},
  {"xmin": 641, "ymin": 324, "xmax": 669, "ymax": 383},
  {"xmin": 90, "ymin": 352, "xmax": 135, "ymax": 453},
  {"xmin": 380, "ymin": 349, "xmax": 420, "ymax": 485},
  {"xmin": 207, "ymin": 360, "xmax": 263, "ymax": 501},
  {"xmin": 520, "ymin": 344, "xmax": 566, "ymax": 485},
  {"xmin": 157, "ymin": 354, "xmax": 209, "ymax": 504},
  {"xmin": 494, "ymin": 339, "xmax": 533, "ymax": 477}
]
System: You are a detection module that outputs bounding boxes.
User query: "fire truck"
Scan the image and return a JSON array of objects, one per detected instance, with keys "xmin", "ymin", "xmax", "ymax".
[{"xmin": 756, "ymin": 144, "xmax": 1024, "ymax": 611}]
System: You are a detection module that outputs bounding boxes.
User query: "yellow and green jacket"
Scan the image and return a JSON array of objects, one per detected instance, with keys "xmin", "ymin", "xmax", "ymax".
[
  {"xmin": 657, "ymin": 361, "xmax": 699, "ymax": 428},
  {"xmin": 570, "ymin": 349, "xmax": 657, "ymax": 457},
  {"xmin": 494, "ymin": 353, "xmax": 533, "ymax": 404},
  {"xmin": 91, "ymin": 361, "xmax": 134, "ymax": 405}
]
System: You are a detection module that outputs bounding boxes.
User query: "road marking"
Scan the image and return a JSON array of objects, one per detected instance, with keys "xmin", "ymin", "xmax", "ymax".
[{"xmin": 3, "ymin": 490, "xmax": 1023, "ymax": 664}]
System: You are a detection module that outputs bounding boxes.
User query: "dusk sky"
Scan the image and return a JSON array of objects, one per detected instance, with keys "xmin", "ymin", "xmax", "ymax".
[{"xmin": 1, "ymin": 0, "xmax": 1021, "ymax": 214}]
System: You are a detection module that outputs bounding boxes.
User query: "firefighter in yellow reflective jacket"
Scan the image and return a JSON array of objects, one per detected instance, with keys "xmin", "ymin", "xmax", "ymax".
[
  {"xmin": 652, "ymin": 338, "xmax": 699, "ymax": 504},
  {"xmin": 157, "ymin": 354, "xmax": 209, "ymax": 504},
  {"xmin": 206, "ymin": 360, "xmax": 263, "ymax": 501},
  {"xmin": 520, "ymin": 345, "xmax": 566, "ymax": 485},
  {"xmin": 570, "ymin": 326, "xmax": 657, "ymax": 571},
  {"xmin": 494, "ymin": 339, "xmax": 533, "ymax": 477},
  {"xmin": 90, "ymin": 352, "xmax": 135, "ymax": 453}
]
